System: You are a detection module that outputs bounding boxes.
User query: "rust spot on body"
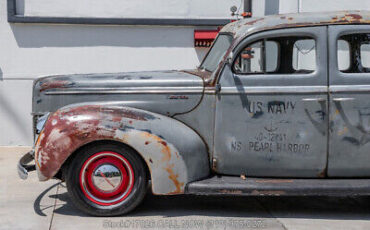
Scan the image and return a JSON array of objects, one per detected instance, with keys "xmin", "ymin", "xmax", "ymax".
[
  {"xmin": 346, "ymin": 13, "xmax": 363, "ymax": 20},
  {"xmin": 244, "ymin": 18, "xmax": 264, "ymax": 25},
  {"xmin": 112, "ymin": 116, "xmax": 121, "ymax": 122},
  {"xmin": 331, "ymin": 13, "xmax": 365, "ymax": 24},
  {"xmin": 164, "ymin": 164, "xmax": 184, "ymax": 194},
  {"xmin": 138, "ymin": 132, "xmax": 183, "ymax": 194},
  {"xmin": 318, "ymin": 170, "xmax": 326, "ymax": 178},
  {"xmin": 159, "ymin": 141, "xmax": 171, "ymax": 162},
  {"xmin": 36, "ymin": 105, "xmax": 160, "ymax": 179},
  {"xmin": 40, "ymin": 80, "xmax": 72, "ymax": 92}
]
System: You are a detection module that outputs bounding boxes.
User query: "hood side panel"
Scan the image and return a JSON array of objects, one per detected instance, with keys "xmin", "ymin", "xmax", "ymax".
[{"xmin": 33, "ymin": 70, "xmax": 204, "ymax": 116}]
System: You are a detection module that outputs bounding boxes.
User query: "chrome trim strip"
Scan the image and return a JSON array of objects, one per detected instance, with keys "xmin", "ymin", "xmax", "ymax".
[
  {"xmin": 204, "ymin": 87, "xmax": 216, "ymax": 94},
  {"xmin": 31, "ymin": 112, "xmax": 49, "ymax": 116},
  {"xmin": 45, "ymin": 87, "xmax": 204, "ymax": 95},
  {"xmin": 330, "ymin": 85, "xmax": 370, "ymax": 93},
  {"xmin": 220, "ymin": 86, "xmax": 328, "ymax": 94}
]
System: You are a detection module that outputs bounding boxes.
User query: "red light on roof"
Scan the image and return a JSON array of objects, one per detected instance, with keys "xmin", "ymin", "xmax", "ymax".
[{"xmin": 194, "ymin": 29, "xmax": 219, "ymax": 47}]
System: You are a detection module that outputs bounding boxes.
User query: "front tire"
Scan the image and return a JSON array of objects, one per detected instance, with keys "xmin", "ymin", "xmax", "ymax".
[{"xmin": 65, "ymin": 143, "xmax": 148, "ymax": 216}]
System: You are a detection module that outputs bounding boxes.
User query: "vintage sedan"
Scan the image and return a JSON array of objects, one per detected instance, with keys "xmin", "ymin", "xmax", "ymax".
[{"xmin": 18, "ymin": 11, "xmax": 370, "ymax": 216}]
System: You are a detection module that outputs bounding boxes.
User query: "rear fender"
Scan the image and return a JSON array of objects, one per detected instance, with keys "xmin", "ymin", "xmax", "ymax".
[{"xmin": 35, "ymin": 103, "xmax": 210, "ymax": 195}]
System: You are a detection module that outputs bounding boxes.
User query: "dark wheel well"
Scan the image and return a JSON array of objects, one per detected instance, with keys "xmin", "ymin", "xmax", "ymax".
[{"xmin": 58, "ymin": 140, "xmax": 151, "ymax": 182}]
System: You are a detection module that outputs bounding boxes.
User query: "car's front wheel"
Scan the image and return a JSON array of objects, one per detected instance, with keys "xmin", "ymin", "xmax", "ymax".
[{"xmin": 65, "ymin": 142, "xmax": 148, "ymax": 216}]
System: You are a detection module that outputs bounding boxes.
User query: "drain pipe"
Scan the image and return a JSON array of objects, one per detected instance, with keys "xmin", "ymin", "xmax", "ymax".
[{"xmin": 243, "ymin": 0, "xmax": 252, "ymax": 18}]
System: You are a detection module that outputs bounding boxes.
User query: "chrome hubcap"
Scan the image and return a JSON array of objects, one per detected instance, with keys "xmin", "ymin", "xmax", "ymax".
[
  {"xmin": 92, "ymin": 164, "xmax": 122, "ymax": 192},
  {"xmin": 80, "ymin": 151, "xmax": 135, "ymax": 206}
]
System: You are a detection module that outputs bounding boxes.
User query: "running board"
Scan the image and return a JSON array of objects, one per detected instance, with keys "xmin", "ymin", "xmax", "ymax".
[{"xmin": 185, "ymin": 176, "xmax": 370, "ymax": 196}]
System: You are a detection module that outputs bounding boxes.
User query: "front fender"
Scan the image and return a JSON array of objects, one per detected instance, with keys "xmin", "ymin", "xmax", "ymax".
[{"xmin": 34, "ymin": 103, "xmax": 210, "ymax": 195}]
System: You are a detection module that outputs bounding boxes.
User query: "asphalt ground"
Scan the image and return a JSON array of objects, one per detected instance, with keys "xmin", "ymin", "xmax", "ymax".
[{"xmin": 2, "ymin": 146, "xmax": 370, "ymax": 230}]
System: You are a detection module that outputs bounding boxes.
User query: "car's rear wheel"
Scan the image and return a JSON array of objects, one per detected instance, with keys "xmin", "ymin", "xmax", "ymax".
[{"xmin": 65, "ymin": 142, "xmax": 148, "ymax": 216}]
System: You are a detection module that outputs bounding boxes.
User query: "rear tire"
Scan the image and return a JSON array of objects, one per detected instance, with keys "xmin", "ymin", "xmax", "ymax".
[{"xmin": 65, "ymin": 142, "xmax": 148, "ymax": 216}]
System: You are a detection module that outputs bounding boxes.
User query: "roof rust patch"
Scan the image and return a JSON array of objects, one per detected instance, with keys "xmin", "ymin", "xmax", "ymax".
[
  {"xmin": 244, "ymin": 18, "xmax": 264, "ymax": 26},
  {"xmin": 221, "ymin": 11, "xmax": 370, "ymax": 40}
]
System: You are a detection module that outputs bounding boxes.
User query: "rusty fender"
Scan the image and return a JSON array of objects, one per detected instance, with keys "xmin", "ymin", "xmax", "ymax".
[{"xmin": 34, "ymin": 103, "xmax": 210, "ymax": 195}]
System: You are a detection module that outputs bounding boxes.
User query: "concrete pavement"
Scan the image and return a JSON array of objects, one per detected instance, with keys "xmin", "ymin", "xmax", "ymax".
[{"xmin": 2, "ymin": 147, "xmax": 370, "ymax": 230}]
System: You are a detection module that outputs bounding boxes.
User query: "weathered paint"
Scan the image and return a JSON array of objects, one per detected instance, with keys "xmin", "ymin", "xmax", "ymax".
[
  {"xmin": 29, "ymin": 11, "xmax": 370, "ymax": 191},
  {"xmin": 221, "ymin": 11, "xmax": 370, "ymax": 39},
  {"xmin": 255, "ymin": 179, "xmax": 294, "ymax": 184},
  {"xmin": 214, "ymin": 26, "xmax": 329, "ymax": 177},
  {"xmin": 33, "ymin": 70, "xmax": 205, "ymax": 116},
  {"xmin": 250, "ymin": 190, "xmax": 286, "ymax": 196},
  {"xmin": 186, "ymin": 175, "xmax": 370, "ymax": 196},
  {"xmin": 211, "ymin": 11, "xmax": 370, "ymax": 86},
  {"xmin": 327, "ymin": 25, "xmax": 370, "ymax": 177},
  {"xmin": 39, "ymin": 80, "xmax": 74, "ymax": 92},
  {"xmin": 34, "ymin": 103, "xmax": 209, "ymax": 195}
]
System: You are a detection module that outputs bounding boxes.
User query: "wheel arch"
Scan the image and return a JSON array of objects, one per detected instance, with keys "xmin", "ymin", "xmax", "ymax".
[
  {"xmin": 35, "ymin": 103, "xmax": 210, "ymax": 195},
  {"xmin": 60, "ymin": 140, "xmax": 151, "ymax": 183}
]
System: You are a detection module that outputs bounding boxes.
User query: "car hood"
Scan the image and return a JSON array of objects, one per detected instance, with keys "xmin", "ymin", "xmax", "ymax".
[
  {"xmin": 34, "ymin": 70, "xmax": 203, "ymax": 92},
  {"xmin": 33, "ymin": 70, "xmax": 204, "ymax": 116}
]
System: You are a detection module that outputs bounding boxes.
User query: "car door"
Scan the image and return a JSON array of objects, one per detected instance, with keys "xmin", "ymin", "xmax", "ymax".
[
  {"xmin": 328, "ymin": 25, "xmax": 370, "ymax": 177},
  {"xmin": 213, "ymin": 26, "xmax": 329, "ymax": 178}
]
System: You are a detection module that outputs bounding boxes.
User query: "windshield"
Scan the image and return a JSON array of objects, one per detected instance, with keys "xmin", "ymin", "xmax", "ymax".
[{"xmin": 200, "ymin": 34, "xmax": 233, "ymax": 72}]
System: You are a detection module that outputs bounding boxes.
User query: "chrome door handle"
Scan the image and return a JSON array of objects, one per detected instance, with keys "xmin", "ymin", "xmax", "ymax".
[
  {"xmin": 302, "ymin": 98, "xmax": 326, "ymax": 102},
  {"xmin": 332, "ymin": 98, "xmax": 355, "ymax": 102}
]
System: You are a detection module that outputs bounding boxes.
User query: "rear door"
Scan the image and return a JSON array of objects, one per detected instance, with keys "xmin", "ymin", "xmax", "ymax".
[
  {"xmin": 213, "ymin": 26, "xmax": 329, "ymax": 177},
  {"xmin": 328, "ymin": 25, "xmax": 370, "ymax": 177}
]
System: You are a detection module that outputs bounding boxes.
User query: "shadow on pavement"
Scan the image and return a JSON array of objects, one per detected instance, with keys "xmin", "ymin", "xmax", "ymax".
[
  {"xmin": 34, "ymin": 183, "xmax": 370, "ymax": 220},
  {"xmin": 33, "ymin": 182, "xmax": 61, "ymax": 216}
]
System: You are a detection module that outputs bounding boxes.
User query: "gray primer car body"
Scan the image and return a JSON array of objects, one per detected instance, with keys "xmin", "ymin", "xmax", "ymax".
[{"xmin": 28, "ymin": 11, "xmax": 370, "ymax": 195}]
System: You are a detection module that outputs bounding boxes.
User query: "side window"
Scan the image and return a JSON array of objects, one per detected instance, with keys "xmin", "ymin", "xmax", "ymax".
[
  {"xmin": 292, "ymin": 39, "xmax": 316, "ymax": 72},
  {"xmin": 233, "ymin": 36, "xmax": 316, "ymax": 74},
  {"xmin": 361, "ymin": 43, "xmax": 370, "ymax": 68},
  {"xmin": 233, "ymin": 40, "xmax": 279, "ymax": 73},
  {"xmin": 337, "ymin": 33, "xmax": 370, "ymax": 73},
  {"xmin": 337, "ymin": 39, "xmax": 351, "ymax": 71}
]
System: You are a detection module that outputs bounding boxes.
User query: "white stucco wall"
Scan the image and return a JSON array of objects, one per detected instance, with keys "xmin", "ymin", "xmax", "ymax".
[
  {"xmin": 17, "ymin": 0, "xmax": 240, "ymax": 19},
  {"xmin": 0, "ymin": 0, "xmax": 370, "ymax": 146},
  {"xmin": 1, "ymin": 0, "xmax": 231, "ymax": 145}
]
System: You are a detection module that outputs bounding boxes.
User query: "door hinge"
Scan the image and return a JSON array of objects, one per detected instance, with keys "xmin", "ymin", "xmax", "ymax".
[
  {"xmin": 212, "ymin": 157, "xmax": 217, "ymax": 171},
  {"xmin": 215, "ymin": 83, "xmax": 221, "ymax": 94}
]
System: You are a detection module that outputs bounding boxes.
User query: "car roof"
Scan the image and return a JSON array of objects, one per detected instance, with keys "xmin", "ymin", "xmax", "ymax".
[{"xmin": 221, "ymin": 10, "xmax": 370, "ymax": 39}]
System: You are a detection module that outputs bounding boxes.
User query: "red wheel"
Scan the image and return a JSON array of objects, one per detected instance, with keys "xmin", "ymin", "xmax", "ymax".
[
  {"xmin": 66, "ymin": 143, "xmax": 148, "ymax": 216},
  {"xmin": 79, "ymin": 151, "xmax": 135, "ymax": 206}
]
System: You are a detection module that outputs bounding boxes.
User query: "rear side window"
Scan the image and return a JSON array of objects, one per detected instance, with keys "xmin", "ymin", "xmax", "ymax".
[
  {"xmin": 337, "ymin": 33, "xmax": 370, "ymax": 73},
  {"xmin": 361, "ymin": 43, "xmax": 370, "ymax": 68},
  {"xmin": 233, "ymin": 36, "xmax": 316, "ymax": 75}
]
